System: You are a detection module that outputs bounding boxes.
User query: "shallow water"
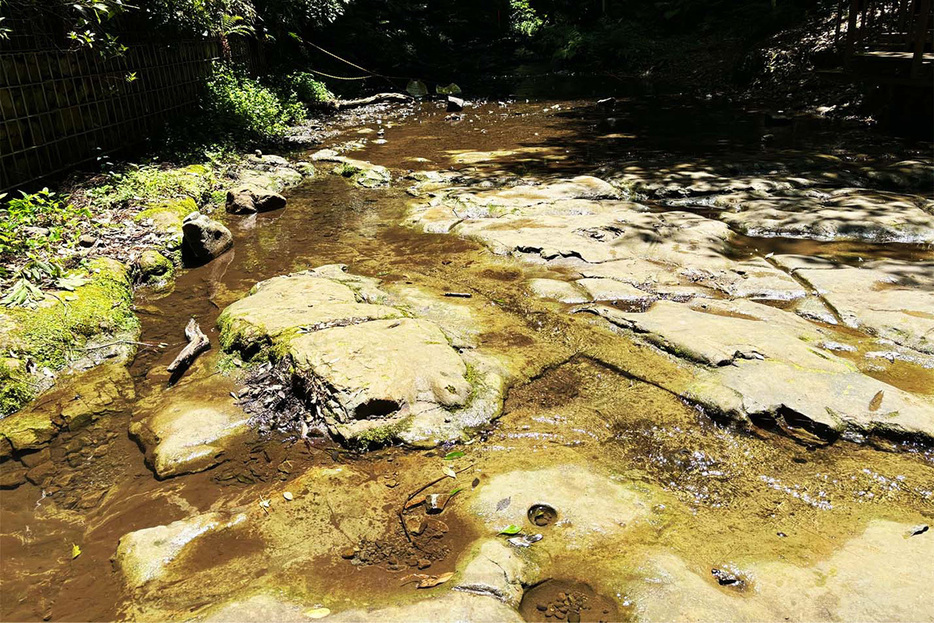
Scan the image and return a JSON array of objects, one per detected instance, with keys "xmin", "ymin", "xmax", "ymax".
[{"xmin": 2, "ymin": 97, "xmax": 933, "ymax": 622}]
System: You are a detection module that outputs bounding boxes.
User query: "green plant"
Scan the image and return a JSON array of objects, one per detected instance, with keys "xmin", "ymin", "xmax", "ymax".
[
  {"xmin": 286, "ymin": 71, "xmax": 334, "ymax": 104},
  {"xmin": 85, "ymin": 164, "xmax": 216, "ymax": 209},
  {"xmin": 214, "ymin": 13, "xmax": 254, "ymax": 61},
  {"xmin": 205, "ymin": 65, "xmax": 305, "ymax": 142},
  {"xmin": 0, "ymin": 189, "xmax": 92, "ymax": 263},
  {"xmin": 509, "ymin": 0, "xmax": 543, "ymax": 38}
]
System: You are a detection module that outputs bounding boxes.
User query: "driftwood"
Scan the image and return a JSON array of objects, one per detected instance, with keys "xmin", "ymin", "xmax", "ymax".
[
  {"xmin": 167, "ymin": 318, "xmax": 211, "ymax": 379},
  {"xmin": 315, "ymin": 92, "xmax": 412, "ymax": 111}
]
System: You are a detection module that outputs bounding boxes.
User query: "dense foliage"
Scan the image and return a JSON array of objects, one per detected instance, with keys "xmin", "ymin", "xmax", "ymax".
[
  {"xmin": 204, "ymin": 66, "xmax": 306, "ymax": 141},
  {"xmin": 0, "ymin": 190, "xmax": 90, "ymax": 266}
]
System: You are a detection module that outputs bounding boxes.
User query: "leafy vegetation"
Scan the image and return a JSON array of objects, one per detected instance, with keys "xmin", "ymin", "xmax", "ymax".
[
  {"xmin": 84, "ymin": 164, "xmax": 217, "ymax": 210},
  {"xmin": 204, "ymin": 66, "xmax": 306, "ymax": 143},
  {"xmin": 285, "ymin": 72, "xmax": 335, "ymax": 104},
  {"xmin": 0, "ymin": 190, "xmax": 91, "ymax": 265}
]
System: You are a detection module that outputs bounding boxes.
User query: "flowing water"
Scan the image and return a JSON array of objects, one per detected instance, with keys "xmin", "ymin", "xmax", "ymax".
[{"xmin": 2, "ymin": 96, "xmax": 933, "ymax": 622}]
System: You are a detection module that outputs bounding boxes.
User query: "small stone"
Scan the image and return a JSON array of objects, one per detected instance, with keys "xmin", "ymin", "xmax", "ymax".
[
  {"xmin": 404, "ymin": 515, "xmax": 427, "ymax": 536},
  {"xmin": 417, "ymin": 558, "xmax": 431, "ymax": 570},
  {"xmin": 446, "ymin": 96, "xmax": 464, "ymax": 112},
  {"xmin": 340, "ymin": 547, "xmax": 356, "ymax": 560},
  {"xmin": 536, "ymin": 604, "xmax": 548, "ymax": 612},
  {"xmin": 426, "ymin": 493, "xmax": 449, "ymax": 514},
  {"xmin": 283, "ymin": 491, "xmax": 293, "ymax": 501},
  {"xmin": 78, "ymin": 234, "xmax": 97, "ymax": 248}
]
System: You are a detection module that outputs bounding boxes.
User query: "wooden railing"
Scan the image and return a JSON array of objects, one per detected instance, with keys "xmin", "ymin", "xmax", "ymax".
[{"xmin": 836, "ymin": 0, "xmax": 932, "ymax": 78}]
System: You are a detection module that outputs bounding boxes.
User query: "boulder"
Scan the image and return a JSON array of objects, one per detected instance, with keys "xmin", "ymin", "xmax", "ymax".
[
  {"xmin": 181, "ymin": 212, "xmax": 233, "ymax": 265},
  {"xmin": 136, "ymin": 250, "xmax": 173, "ymax": 284},
  {"xmin": 129, "ymin": 383, "xmax": 250, "ymax": 478},
  {"xmin": 289, "ymin": 318, "xmax": 471, "ymax": 440},
  {"xmin": 114, "ymin": 512, "xmax": 247, "ymax": 589},
  {"xmin": 225, "ymin": 185, "xmax": 287, "ymax": 214},
  {"xmin": 218, "ymin": 268, "xmax": 505, "ymax": 446}
]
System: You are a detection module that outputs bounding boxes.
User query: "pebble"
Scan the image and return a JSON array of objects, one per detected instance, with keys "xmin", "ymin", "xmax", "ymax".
[
  {"xmin": 340, "ymin": 547, "xmax": 356, "ymax": 559},
  {"xmin": 283, "ymin": 491, "xmax": 293, "ymax": 501}
]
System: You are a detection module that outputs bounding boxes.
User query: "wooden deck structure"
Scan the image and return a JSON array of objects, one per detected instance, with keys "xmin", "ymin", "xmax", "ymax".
[{"xmin": 836, "ymin": 0, "xmax": 933, "ymax": 85}]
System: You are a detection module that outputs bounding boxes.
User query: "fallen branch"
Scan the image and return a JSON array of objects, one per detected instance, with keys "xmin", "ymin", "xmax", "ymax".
[
  {"xmin": 315, "ymin": 92, "xmax": 412, "ymax": 111},
  {"xmin": 167, "ymin": 318, "xmax": 210, "ymax": 379}
]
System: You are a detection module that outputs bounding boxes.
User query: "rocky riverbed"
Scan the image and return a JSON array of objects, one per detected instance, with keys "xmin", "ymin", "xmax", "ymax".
[{"xmin": 1, "ymin": 96, "xmax": 932, "ymax": 622}]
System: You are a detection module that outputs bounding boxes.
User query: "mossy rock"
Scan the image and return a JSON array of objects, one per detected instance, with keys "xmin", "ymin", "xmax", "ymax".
[
  {"xmin": 0, "ymin": 359, "xmax": 35, "ymax": 424},
  {"xmin": 137, "ymin": 250, "xmax": 175, "ymax": 285},
  {"xmin": 135, "ymin": 197, "xmax": 198, "ymax": 238},
  {"xmin": 0, "ymin": 363, "xmax": 134, "ymax": 457},
  {"xmin": 0, "ymin": 258, "xmax": 139, "ymax": 416}
]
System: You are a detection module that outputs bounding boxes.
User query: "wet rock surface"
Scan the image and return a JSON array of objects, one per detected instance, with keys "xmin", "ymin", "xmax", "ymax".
[
  {"xmin": 218, "ymin": 265, "xmax": 505, "ymax": 446},
  {"xmin": 129, "ymin": 377, "xmax": 251, "ymax": 478},
  {"xmin": 407, "ymin": 158, "xmax": 934, "ymax": 446},
  {"xmin": 181, "ymin": 212, "xmax": 233, "ymax": 265},
  {"xmin": 3, "ymin": 99, "xmax": 933, "ymax": 623}
]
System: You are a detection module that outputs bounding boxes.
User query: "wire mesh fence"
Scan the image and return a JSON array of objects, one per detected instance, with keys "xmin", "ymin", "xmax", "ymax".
[{"xmin": 0, "ymin": 38, "xmax": 258, "ymax": 193}]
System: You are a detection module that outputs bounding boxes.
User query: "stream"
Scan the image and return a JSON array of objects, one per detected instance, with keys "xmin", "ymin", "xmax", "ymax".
[{"xmin": 2, "ymin": 95, "xmax": 933, "ymax": 622}]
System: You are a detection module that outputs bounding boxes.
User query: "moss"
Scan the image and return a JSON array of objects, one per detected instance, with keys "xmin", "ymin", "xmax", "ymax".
[
  {"xmin": 0, "ymin": 361, "xmax": 35, "ymax": 418},
  {"xmin": 137, "ymin": 249, "xmax": 175, "ymax": 285},
  {"xmin": 135, "ymin": 197, "xmax": 198, "ymax": 227},
  {"xmin": 5, "ymin": 257, "xmax": 138, "ymax": 378},
  {"xmin": 351, "ymin": 415, "xmax": 413, "ymax": 449}
]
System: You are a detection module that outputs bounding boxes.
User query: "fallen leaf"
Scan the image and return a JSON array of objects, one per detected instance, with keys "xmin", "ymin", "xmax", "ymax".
[
  {"xmin": 869, "ymin": 390, "xmax": 884, "ymax": 412},
  {"xmin": 71, "ymin": 543, "xmax": 81, "ymax": 559},
  {"xmin": 443, "ymin": 450, "xmax": 464, "ymax": 460},
  {"xmin": 417, "ymin": 572, "xmax": 454, "ymax": 588},
  {"xmin": 449, "ymin": 487, "xmax": 463, "ymax": 498},
  {"xmin": 303, "ymin": 606, "xmax": 330, "ymax": 619},
  {"xmin": 442, "ymin": 466, "xmax": 456, "ymax": 479},
  {"xmin": 499, "ymin": 524, "xmax": 521, "ymax": 535}
]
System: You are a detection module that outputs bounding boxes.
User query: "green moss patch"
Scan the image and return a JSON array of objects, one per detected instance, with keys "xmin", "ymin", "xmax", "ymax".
[{"xmin": 0, "ymin": 258, "xmax": 138, "ymax": 415}]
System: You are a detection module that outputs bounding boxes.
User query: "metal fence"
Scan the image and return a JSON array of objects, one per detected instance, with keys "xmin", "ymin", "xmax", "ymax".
[{"xmin": 0, "ymin": 38, "xmax": 257, "ymax": 192}]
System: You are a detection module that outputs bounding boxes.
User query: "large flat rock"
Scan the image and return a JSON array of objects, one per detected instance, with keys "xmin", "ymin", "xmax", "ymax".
[
  {"xmin": 129, "ymin": 379, "xmax": 251, "ymax": 478},
  {"xmin": 786, "ymin": 260, "xmax": 934, "ymax": 355},
  {"xmin": 218, "ymin": 267, "xmax": 505, "ymax": 447},
  {"xmin": 721, "ymin": 189, "xmax": 934, "ymax": 243},
  {"xmin": 218, "ymin": 272, "xmax": 403, "ymax": 355},
  {"xmin": 632, "ymin": 520, "xmax": 934, "ymax": 622},
  {"xmin": 595, "ymin": 300, "xmax": 934, "ymax": 441}
]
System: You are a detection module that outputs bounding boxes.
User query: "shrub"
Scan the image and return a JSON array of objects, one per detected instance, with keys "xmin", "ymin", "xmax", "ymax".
[
  {"xmin": 205, "ymin": 66, "xmax": 305, "ymax": 142},
  {"xmin": 286, "ymin": 71, "xmax": 334, "ymax": 104}
]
